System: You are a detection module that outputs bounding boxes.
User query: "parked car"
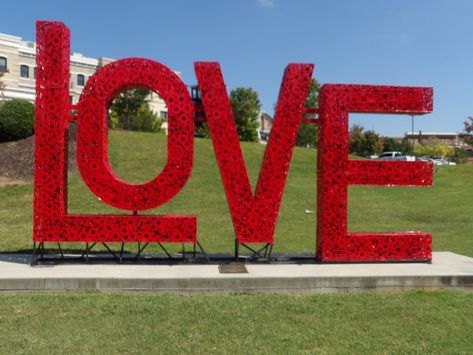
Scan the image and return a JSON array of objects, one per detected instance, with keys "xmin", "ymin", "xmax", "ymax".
[
  {"xmin": 417, "ymin": 156, "xmax": 442, "ymax": 165},
  {"xmin": 371, "ymin": 151, "xmax": 416, "ymax": 161},
  {"xmin": 417, "ymin": 156, "xmax": 456, "ymax": 166},
  {"xmin": 435, "ymin": 159, "xmax": 456, "ymax": 166}
]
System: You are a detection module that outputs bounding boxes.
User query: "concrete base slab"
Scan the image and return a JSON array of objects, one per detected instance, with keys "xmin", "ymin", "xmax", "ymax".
[{"xmin": 0, "ymin": 252, "xmax": 472, "ymax": 294}]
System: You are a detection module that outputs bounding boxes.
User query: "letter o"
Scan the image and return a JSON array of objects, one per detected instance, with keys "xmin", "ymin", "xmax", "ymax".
[{"xmin": 77, "ymin": 58, "xmax": 194, "ymax": 211}]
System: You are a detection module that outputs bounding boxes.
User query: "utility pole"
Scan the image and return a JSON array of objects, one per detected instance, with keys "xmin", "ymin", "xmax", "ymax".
[{"xmin": 411, "ymin": 115, "xmax": 415, "ymax": 155}]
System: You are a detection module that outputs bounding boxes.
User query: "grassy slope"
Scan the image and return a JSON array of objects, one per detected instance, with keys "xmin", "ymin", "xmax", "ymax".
[
  {"xmin": 1, "ymin": 131, "xmax": 473, "ymax": 353},
  {"xmin": 0, "ymin": 130, "xmax": 472, "ymax": 255}
]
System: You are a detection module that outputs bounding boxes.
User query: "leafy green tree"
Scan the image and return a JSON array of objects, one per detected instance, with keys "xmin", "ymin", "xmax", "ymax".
[
  {"xmin": 450, "ymin": 147, "xmax": 468, "ymax": 164},
  {"xmin": 382, "ymin": 137, "xmax": 401, "ymax": 152},
  {"xmin": 361, "ymin": 130, "xmax": 384, "ymax": 156},
  {"xmin": 229, "ymin": 87, "xmax": 261, "ymax": 142},
  {"xmin": 381, "ymin": 137, "xmax": 413, "ymax": 155},
  {"xmin": 296, "ymin": 79, "xmax": 320, "ymax": 148},
  {"xmin": 464, "ymin": 116, "xmax": 473, "ymax": 134},
  {"xmin": 400, "ymin": 138, "xmax": 414, "ymax": 155},
  {"xmin": 462, "ymin": 116, "xmax": 473, "ymax": 145},
  {"xmin": 349, "ymin": 125, "xmax": 383, "ymax": 157},
  {"xmin": 349, "ymin": 124, "xmax": 365, "ymax": 155},
  {"xmin": 110, "ymin": 89, "xmax": 161, "ymax": 132}
]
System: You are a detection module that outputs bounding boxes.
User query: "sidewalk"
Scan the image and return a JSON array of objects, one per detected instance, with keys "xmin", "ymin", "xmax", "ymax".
[{"xmin": 0, "ymin": 252, "xmax": 471, "ymax": 294}]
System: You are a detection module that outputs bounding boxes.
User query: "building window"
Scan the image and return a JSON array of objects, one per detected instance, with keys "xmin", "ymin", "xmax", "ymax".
[
  {"xmin": 0, "ymin": 57, "xmax": 6, "ymax": 72},
  {"xmin": 160, "ymin": 111, "xmax": 168, "ymax": 120},
  {"xmin": 34, "ymin": 67, "xmax": 37, "ymax": 79},
  {"xmin": 20, "ymin": 65, "xmax": 29, "ymax": 78},
  {"xmin": 77, "ymin": 74, "xmax": 85, "ymax": 86}
]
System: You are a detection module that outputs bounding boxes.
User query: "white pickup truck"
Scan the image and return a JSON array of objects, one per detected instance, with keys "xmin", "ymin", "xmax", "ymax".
[{"xmin": 370, "ymin": 151, "xmax": 416, "ymax": 162}]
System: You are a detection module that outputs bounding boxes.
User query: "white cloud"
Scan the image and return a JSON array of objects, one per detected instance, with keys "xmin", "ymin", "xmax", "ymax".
[{"xmin": 257, "ymin": 0, "xmax": 275, "ymax": 8}]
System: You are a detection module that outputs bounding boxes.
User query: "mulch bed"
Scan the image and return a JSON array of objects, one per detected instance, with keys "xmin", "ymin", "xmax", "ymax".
[{"xmin": 0, "ymin": 125, "xmax": 77, "ymax": 185}]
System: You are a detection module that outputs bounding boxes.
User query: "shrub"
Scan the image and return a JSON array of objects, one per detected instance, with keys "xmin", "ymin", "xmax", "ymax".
[
  {"xmin": 129, "ymin": 106, "xmax": 163, "ymax": 133},
  {"xmin": 0, "ymin": 99, "xmax": 35, "ymax": 142},
  {"xmin": 414, "ymin": 139, "xmax": 453, "ymax": 158},
  {"xmin": 450, "ymin": 147, "xmax": 468, "ymax": 164}
]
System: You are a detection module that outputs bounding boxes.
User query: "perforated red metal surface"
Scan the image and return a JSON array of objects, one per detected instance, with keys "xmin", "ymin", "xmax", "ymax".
[
  {"xmin": 77, "ymin": 58, "xmax": 194, "ymax": 211},
  {"xmin": 316, "ymin": 85, "xmax": 433, "ymax": 261},
  {"xmin": 195, "ymin": 62, "xmax": 313, "ymax": 244},
  {"xmin": 33, "ymin": 20, "xmax": 434, "ymax": 261},
  {"xmin": 33, "ymin": 21, "xmax": 196, "ymax": 243}
]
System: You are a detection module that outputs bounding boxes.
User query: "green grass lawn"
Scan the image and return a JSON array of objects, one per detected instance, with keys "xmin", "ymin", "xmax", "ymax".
[
  {"xmin": 0, "ymin": 130, "xmax": 472, "ymax": 256},
  {"xmin": 1, "ymin": 131, "xmax": 473, "ymax": 353},
  {"xmin": 0, "ymin": 290, "xmax": 471, "ymax": 354}
]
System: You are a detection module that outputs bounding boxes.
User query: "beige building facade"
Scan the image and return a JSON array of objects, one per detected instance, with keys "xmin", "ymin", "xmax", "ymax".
[
  {"xmin": 0, "ymin": 32, "xmax": 170, "ymax": 126},
  {"xmin": 404, "ymin": 131, "xmax": 468, "ymax": 148},
  {"xmin": 258, "ymin": 111, "xmax": 273, "ymax": 143}
]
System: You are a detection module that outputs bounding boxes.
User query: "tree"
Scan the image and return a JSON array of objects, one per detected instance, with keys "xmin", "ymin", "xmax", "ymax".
[
  {"xmin": 464, "ymin": 116, "xmax": 473, "ymax": 134},
  {"xmin": 229, "ymin": 87, "xmax": 261, "ymax": 142},
  {"xmin": 381, "ymin": 137, "xmax": 413, "ymax": 155},
  {"xmin": 110, "ymin": 89, "xmax": 162, "ymax": 132},
  {"xmin": 382, "ymin": 137, "xmax": 401, "ymax": 152},
  {"xmin": 361, "ymin": 130, "xmax": 383, "ymax": 156},
  {"xmin": 462, "ymin": 116, "xmax": 473, "ymax": 145},
  {"xmin": 349, "ymin": 124, "xmax": 365, "ymax": 155},
  {"xmin": 399, "ymin": 137, "xmax": 414, "ymax": 155},
  {"xmin": 296, "ymin": 79, "xmax": 320, "ymax": 148},
  {"xmin": 349, "ymin": 125, "xmax": 383, "ymax": 157},
  {"xmin": 451, "ymin": 147, "xmax": 468, "ymax": 164}
]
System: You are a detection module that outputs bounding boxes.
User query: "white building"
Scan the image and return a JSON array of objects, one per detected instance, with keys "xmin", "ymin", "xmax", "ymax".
[{"xmin": 0, "ymin": 32, "xmax": 171, "ymax": 129}]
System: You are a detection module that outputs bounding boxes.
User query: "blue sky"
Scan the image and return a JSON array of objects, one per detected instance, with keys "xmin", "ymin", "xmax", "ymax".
[{"xmin": 1, "ymin": 0, "xmax": 472, "ymax": 136}]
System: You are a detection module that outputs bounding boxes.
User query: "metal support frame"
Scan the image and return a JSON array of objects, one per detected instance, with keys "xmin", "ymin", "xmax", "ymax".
[
  {"xmin": 195, "ymin": 241, "xmax": 209, "ymax": 262},
  {"xmin": 179, "ymin": 241, "xmax": 209, "ymax": 262},
  {"xmin": 31, "ymin": 241, "xmax": 64, "ymax": 265},
  {"xmin": 234, "ymin": 239, "xmax": 273, "ymax": 262},
  {"xmin": 31, "ymin": 240, "xmax": 209, "ymax": 264}
]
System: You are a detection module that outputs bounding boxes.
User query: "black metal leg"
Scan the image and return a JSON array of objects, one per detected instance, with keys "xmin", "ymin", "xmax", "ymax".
[
  {"xmin": 57, "ymin": 242, "xmax": 64, "ymax": 258},
  {"xmin": 31, "ymin": 241, "xmax": 37, "ymax": 266},
  {"xmin": 158, "ymin": 243, "xmax": 172, "ymax": 259},
  {"xmin": 119, "ymin": 242, "xmax": 124, "ymax": 263},
  {"xmin": 79, "ymin": 242, "xmax": 96, "ymax": 261},
  {"xmin": 134, "ymin": 242, "xmax": 149, "ymax": 260},
  {"xmin": 267, "ymin": 244, "xmax": 274, "ymax": 261},
  {"xmin": 239, "ymin": 243, "xmax": 273, "ymax": 261},
  {"xmin": 39, "ymin": 242, "xmax": 44, "ymax": 260},
  {"xmin": 235, "ymin": 239, "xmax": 239, "ymax": 261},
  {"xmin": 101, "ymin": 243, "xmax": 119, "ymax": 261},
  {"xmin": 196, "ymin": 241, "xmax": 209, "ymax": 262}
]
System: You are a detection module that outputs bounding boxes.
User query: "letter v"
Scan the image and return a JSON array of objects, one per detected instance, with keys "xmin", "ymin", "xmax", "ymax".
[{"xmin": 194, "ymin": 62, "xmax": 314, "ymax": 244}]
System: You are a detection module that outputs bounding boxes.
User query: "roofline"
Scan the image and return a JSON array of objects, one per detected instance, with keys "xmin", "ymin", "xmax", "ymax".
[{"xmin": 404, "ymin": 132, "xmax": 459, "ymax": 136}]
